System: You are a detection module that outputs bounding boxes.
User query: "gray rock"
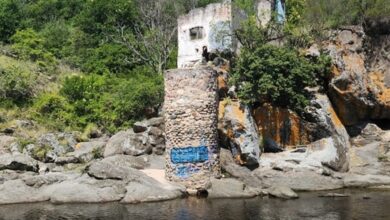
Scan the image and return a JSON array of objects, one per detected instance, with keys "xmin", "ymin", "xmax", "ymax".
[
  {"xmin": 22, "ymin": 144, "xmax": 36, "ymax": 156},
  {"xmin": 37, "ymin": 133, "xmax": 66, "ymax": 155},
  {"xmin": 42, "ymin": 176, "xmax": 126, "ymax": 203},
  {"xmin": 133, "ymin": 121, "xmax": 148, "ymax": 133},
  {"xmin": 120, "ymin": 178, "xmax": 184, "ymax": 203},
  {"xmin": 218, "ymin": 100, "xmax": 261, "ymax": 167},
  {"xmin": 152, "ymin": 144, "xmax": 165, "ymax": 155},
  {"xmin": 104, "ymin": 130, "xmax": 152, "ymax": 157},
  {"xmin": 123, "ymin": 133, "xmax": 152, "ymax": 156},
  {"xmin": 145, "ymin": 117, "xmax": 164, "ymax": 127},
  {"xmin": 9, "ymin": 142, "xmax": 20, "ymax": 154},
  {"xmin": 148, "ymin": 127, "xmax": 163, "ymax": 137},
  {"xmin": 220, "ymin": 148, "xmax": 263, "ymax": 188},
  {"xmin": 343, "ymin": 174, "xmax": 390, "ymax": 187},
  {"xmin": 87, "ymin": 155, "xmax": 148, "ymax": 180},
  {"xmin": 103, "ymin": 130, "xmax": 131, "ymax": 157},
  {"xmin": 254, "ymin": 168, "xmax": 344, "ymax": 191},
  {"xmin": 149, "ymin": 136, "xmax": 164, "ymax": 145},
  {"xmin": 55, "ymin": 156, "xmax": 79, "ymax": 165},
  {"xmin": 0, "ymin": 135, "xmax": 16, "ymax": 154},
  {"xmin": 267, "ymin": 186, "xmax": 299, "ymax": 199},
  {"xmin": 208, "ymin": 178, "xmax": 258, "ymax": 199},
  {"xmin": 304, "ymin": 94, "xmax": 350, "ymax": 172},
  {"xmin": 0, "ymin": 153, "xmax": 39, "ymax": 172},
  {"xmin": 67, "ymin": 141, "xmax": 106, "ymax": 163},
  {"xmin": 0, "ymin": 179, "xmax": 49, "ymax": 204},
  {"xmin": 22, "ymin": 173, "xmax": 74, "ymax": 188}
]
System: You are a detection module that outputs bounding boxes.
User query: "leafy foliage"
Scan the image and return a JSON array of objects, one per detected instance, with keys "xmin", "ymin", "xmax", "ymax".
[
  {"xmin": 231, "ymin": 45, "xmax": 331, "ymax": 113},
  {"xmin": 0, "ymin": 65, "xmax": 36, "ymax": 106},
  {"xmin": 31, "ymin": 69, "xmax": 164, "ymax": 133},
  {"xmin": 10, "ymin": 29, "xmax": 57, "ymax": 70},
  {"xmin": 0, "ymin": 0, "xmax": 22, "ymax": 42}
]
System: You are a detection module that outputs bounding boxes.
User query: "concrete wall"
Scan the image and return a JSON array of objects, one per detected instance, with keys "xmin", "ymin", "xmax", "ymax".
[
  {"xmin": 164, "ymin": 67, "xmax": 220, "ymax": 189},
  {"xmin": 177, "ymin": 1, "xmax": 274, "ymax": 68},
  {"xmin": 177, "ymin": 2, "xmax": 232, "ymax": 68},
  {"xmin": 257, "ymin": 0, "xmax": 272, "ymax": 27}
]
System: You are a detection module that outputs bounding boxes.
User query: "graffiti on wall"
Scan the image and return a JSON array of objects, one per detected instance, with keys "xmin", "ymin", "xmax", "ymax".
[
  {"xmin": 171, "ymin": 146, "xmax": 209, "ymax": 164},
  {"xmin": 175, "ymin": 165, "xmax": 201, "ymax": 178},
  {"xmin": 208, "ymin": 21, "xmax": 232, "ymax": 52}
]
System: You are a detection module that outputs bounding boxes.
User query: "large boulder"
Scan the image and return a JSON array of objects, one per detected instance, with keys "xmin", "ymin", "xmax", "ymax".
[
  {"xmin": 0, "ymin": 179, "xmax": 49, "ymax": 204},
  {"xmin": 218, "ymin": 100, "xmax": 261, "ymax": 167},
  {"xmin": 103, "ymin": 130, "xmax": 152, "ymax": 158},
  {"xmin": 207, "ymin": 178, "xmax": 258, "ymax": 198},
  {"xmin": 0, "ymin": 154, "xmax": 39, "ymax": 172},
  {"xmin": 219, "ymin": 148, "xmax": 263, "ymax": 188},
  {"xmin": 65, "ymin": 141, "xmax": 106, "ymax": 163},
  {"xmin": 349, "ymin": 124, "xmax": 390, "ymax": 175},
  {"xmin": 303, "ymin": 94, "xmax": 350, "ymax": 172},
  {"xmin": 87, "ymin": 155, "xmax": 148, "ymax": 180},
  {"xmin": 120, "ymin": 179, "xmax": 184, "ymax": 203},
  {"xmin": 325, "ymin": 26, "xmax": 390, "ymax": 125},
  {"xmin": 42, "ymin": 176, "xmax": 127, "ymax": 203}
]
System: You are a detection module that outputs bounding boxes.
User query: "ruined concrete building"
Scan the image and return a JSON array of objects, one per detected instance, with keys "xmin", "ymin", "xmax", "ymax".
[{"xmin": 177, "ymin": 0, "xmax": 285, "ymax": 68}]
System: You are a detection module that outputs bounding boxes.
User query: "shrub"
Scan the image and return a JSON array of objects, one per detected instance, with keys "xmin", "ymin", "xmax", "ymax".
[
  {"xmin": 0, "ymin": 0, "xmax": 22, "ymax": 42},
  {"xmin": 32, "ymin": 92, "xmax": 74, "ymax": 129},
  {"xmin": 231, "ymin": 44, "xmax": 331, "ymax": 113},
  {"xmin": 0, "ymin": 65, "xmax": 35, "ymax": 106},
  {"xmin": 56, "ymin": 71, "xmax": 164, "ymax": 133},
  {"xmin": 112, "ymin": 74, "xmax": 164, "ymax": 128},
  {"xmin": 10, "ymin": 28, "xmax": 57, "ymax": 70}
]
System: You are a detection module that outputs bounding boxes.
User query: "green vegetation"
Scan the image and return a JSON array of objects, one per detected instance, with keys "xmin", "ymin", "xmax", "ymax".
[
  {"xmin": 0, "ymin": 0, "xmax": 388, "ymax": 133},
  {"xmin": 231, "ymin": 44, "xmax": 331, "ymax": 113},
  {"xmin": 0, "ymin": 0, "xmax": 220, "ymax": 134}
]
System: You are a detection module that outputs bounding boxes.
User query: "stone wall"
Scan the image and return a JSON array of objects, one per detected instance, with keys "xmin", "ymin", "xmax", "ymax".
[{"xmin": 164, "ymin": 67, "xmax": 220, "ymax": 189}]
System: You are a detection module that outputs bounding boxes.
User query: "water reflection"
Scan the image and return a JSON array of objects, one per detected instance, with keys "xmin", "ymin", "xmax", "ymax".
[{"xmin": 0, "ymin": 189, "xmax": 389, "ymax": 220}]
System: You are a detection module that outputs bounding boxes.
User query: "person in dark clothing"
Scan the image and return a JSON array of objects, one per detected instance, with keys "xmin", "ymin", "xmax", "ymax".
[{"xmin": 202, "ymin": 46, "xmax": 209, "ymax": 62}]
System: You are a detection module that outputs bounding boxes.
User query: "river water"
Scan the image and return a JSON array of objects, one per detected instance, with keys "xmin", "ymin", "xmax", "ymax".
[{"xmin": 0, "ymin": 189, "xmax": 389, "ymax": 220}]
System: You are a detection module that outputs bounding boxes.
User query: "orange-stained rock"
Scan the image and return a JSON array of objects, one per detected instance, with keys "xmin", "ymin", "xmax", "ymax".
[
  {"xmin": 326, "ymin": 26, "xmax": 390, "ymax": 125},
  {"xmin": 218, "ymin": 99, "xmax": 261, "ymax": 167},
  {"xmin": 253, "ymin": 104, "xmax": 310, "ymax": 149}
]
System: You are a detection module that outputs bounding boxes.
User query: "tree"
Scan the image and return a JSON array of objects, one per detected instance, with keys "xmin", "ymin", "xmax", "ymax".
[
  {"xmin": 111, "ymin": 0, "xmax": 183, "ymax": 74},
  {"xmin": 0, "ymin": 0, "xmax": 22, "ymax": 42}
]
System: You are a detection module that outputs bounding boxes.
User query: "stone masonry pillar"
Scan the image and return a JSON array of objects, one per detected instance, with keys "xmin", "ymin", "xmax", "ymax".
[{"xmin": 164, "ymin": 67, "xmax": 220, "ymax": 190}]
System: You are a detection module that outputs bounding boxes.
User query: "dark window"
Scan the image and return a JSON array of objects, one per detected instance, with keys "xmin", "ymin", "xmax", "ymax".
[{"xmin": 189, "ymin": 27, "xmax": 204, "ymax": 40}]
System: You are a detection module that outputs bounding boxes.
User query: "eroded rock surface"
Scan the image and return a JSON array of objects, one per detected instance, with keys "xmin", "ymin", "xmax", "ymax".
[{"xmin": 219, "ymin": 100, "xmax": 261, "ymax": 167}]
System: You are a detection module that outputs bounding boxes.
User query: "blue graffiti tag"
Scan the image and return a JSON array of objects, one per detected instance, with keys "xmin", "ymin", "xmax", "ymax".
[
  {"xmin": 175, "ymin": 165, "xmax": 201, "ymax": 178},
  {"xmin": 171, "ymin": 146, "xmax": 209, "ymax": 164}
]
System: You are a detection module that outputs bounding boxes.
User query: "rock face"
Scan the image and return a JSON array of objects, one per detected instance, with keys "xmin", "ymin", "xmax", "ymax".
[
  {"xmin": 103, "ymin": 117, "xmax": 165, "ymax": 158},
  {"xmin": 325, "ymin": 26, "xmax": 390, "ymax": 125},
  {"xmin": 219, "ymin": 100, "xmax": 261, "ymax": 167},
  {"xmin": 87, "ymin": 155, "xmax": 148, "ymax": 180},
  {"xmin": 66, "ymin": 141, "xmax": 106, "ymax": 163},
  {"xmin": 266, "ymin": 186, "xmax": 298, "ymax": 199},
  {"xmin": 0, "ymin": 154, "xmax": 39, "ymax": 172},
  {"xmin": 253, "ymin": 104, "xmax": 312, "ymax": 148},
  {"xmin": 121, "ymin": 178, "xmax": 184, "ymax": 203},
  {"xmin": 0, "ymin": 135, "xmax": 16, "ymax": 155},
  {"xmin": 164, "ymin": 67, "xmax": 220, "ymax": 189},
  {"xmin": 207, "ymin": 178, "xmax": 258, "ymax": 198},
  {"xmin": 304, "ymin": 94, "xmax": 350, "ymax": 172},
  {"xmin": 349, "ymin": 123, "xmax": 390, "ymax": 176}
]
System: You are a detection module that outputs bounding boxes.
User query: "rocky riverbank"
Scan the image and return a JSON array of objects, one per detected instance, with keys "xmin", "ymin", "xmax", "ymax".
[
  {"xmin": 1, "ymin": 25, "xmax": 390, "ymax": 204},
  {"xmin": 0, "ymin": 116, "xmax": 389, "ymax": 204}
]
